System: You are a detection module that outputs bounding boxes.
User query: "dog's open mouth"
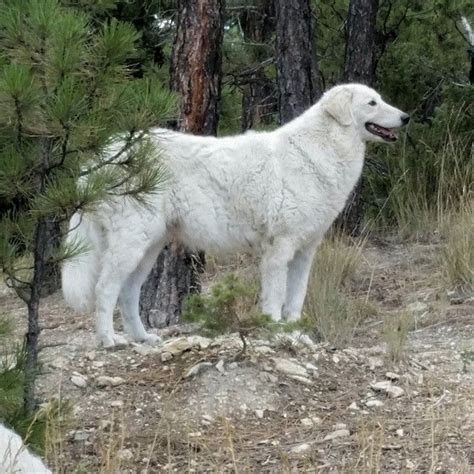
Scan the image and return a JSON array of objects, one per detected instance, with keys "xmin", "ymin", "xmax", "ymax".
[{"xmin": 365, "ymin": 122, "xmax": 398, "ymax": 142}]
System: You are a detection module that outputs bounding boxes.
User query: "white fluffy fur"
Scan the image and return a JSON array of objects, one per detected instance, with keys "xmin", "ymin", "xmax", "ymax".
[
  {"xmin": 62, "ymin": 84, "xmax": 408, "ymax": 348},
  {"xmin": 0, "ymin": 423, "xmax": 51, "ymax": 474}
]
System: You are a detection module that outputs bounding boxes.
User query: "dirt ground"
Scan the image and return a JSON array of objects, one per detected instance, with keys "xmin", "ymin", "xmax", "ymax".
[{"xmin": 2, "ymin": 241, "xmax": 473, "ymax": 473}]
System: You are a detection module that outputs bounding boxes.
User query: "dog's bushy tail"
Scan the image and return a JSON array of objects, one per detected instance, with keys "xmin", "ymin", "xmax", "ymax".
[{"xmin": 61, "ymin": 212, "xmax": 103, "ymax": 313}]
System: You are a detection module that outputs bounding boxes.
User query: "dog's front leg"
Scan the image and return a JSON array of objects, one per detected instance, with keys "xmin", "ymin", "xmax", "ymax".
[
  {"xmin": 283, "ymin": 239, "xmax": 320, "ymax": 321},
  {"xmin": 260, "ymin": 240, "xmax": 296, "ymax": 321}
]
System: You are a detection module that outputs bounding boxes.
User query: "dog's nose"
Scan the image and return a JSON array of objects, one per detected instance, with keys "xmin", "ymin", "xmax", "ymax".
[{"xmin": 401, "ymin": 114, "xmax": 410, "ymax": 126}]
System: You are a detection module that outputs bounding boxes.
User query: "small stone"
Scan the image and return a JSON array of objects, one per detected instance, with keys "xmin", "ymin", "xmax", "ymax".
[
  {"xmin": 49, "ymin": 357, "xmax": 67, "ymax": 369},
  {"xmin": 110, "ymin": 400, "xmax": 124, "ymax": 408},
  {"xmin": 305, "ymin": 362, "xmax": 318, "ymax": 371},
  {"xmin": 273, "ymin": 358, "xmax": 309, "ymax": 378},
  {"xmin": 215, "ymin": 359, "xmax": 225, "ymax": 374},
  {"xmin": 348, "ymin": 402, "xmax": 359, "ymax": 410},
  {"xmin": 289, "ymin": 375, "xmax": 313, "ymax": 385},
  {"xmin": 259, "ymin": 371, "xmax": 278, "ymax": 383},
  {"xmin": 160, "ymin": 337, "xmax": 192, "ymax": 355},
  {"xmin": 96, "ymin": 375, "xmax": 125, "ymax": 387},
  {"xmin": 255, "ymin": 409, "xmax": 264, "ymax": 419},
  {"xmin": 406, "ymin": 459, "xmax": 415, "ymax": 470},
  {"xmin": 368, "ymin": 357, "xmax": 384, "ymax": 370},
  {"xmin": 73, "ymin": 430, "xmax": 89, "ymax": 442},
  {"xmin": 290, "ymin": 443, "xmax": 312, "ymax": 455},
  {"xmin": 132, "ymin": 344, "xmax": 159, "ymax": 356},
  {"xmin": 334, "ymin": 423, "xmax": 347, "ymax": 430},
  {"xmin": 301, "ymin": 418, "xmax": 313, "ymax": 427},
  {"xmin": 254, "ymin": 345, "xmax": 275, "ymax": 355},
  {"xmin": 366, "ymin": 399, "xmax": 384, "ymax": 408},
  {"xmin": 385, "ymin": 371, "xmax": 400, "ymax": 380},
  {"xmin": 118, "ymin": 448, "xmax": 133, "ymax": 461},
  {"xmin": 311, "ymin": 416, "xmax": 322, "ymax": 424},
  {"xmin": 202, "ymin": 414, "xmax": 215, "ymax": 424},
  {"xmin": 188, "ymin": 335, "xmax": 212, "ymax": 350},
  {"xmin": 92, "ymin": 360, "xmax": 105, "ymax": 369},
  {"xmin": 85, "ymin": 352, "xmax": 96, "ymax": 361},
  {"xmin": 332, "ymin": 354, "xmax": 340, "ymax": 364},
  {"xmin": 396, "ymin": 428, "xmax": 404, "ymax": 437},
  {"xmin": 184, "ymin": 362, "xmax": 213, "ymax": 378},
  {"xmin": 406, "ymin": 302, "xmax": 428, "ymax": 314},
  {"xmin": 370, "ymin": 381, "xmax": 404, "ymax": 398},
  {"xmin": 161, "ymin": 352, "xmax": 173, "ymax": 362},
  {"xmin": 70, "ymin": 374, "xmax": 88, "ymax": 388},
  {"xmin": 324, "ymin": 429, "xmax": 350, "ymax": 441}
]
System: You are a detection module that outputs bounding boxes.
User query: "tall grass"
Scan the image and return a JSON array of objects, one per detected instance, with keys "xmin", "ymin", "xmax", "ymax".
[{"xmin": 303, "ymin": 233, "xmax": 372, "ymax": 347}]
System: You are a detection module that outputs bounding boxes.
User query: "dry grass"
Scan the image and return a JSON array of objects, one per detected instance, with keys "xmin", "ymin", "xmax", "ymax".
[
  {"xmin": 304, "ymin": 233, "xmax": 373, "ymax": 347},
  {"xmin": 439, "ymin": 201, "xmax": 474, "ymax": 291},
  {"xmin": 383, "ymin": 311, "xmax": 414, "ymax": 362}
]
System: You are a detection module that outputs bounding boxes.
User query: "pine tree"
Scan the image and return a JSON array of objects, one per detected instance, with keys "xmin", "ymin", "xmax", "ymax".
[{"xmin": 0, "ymin": 0, "xmax": 176, "ymax": 413}]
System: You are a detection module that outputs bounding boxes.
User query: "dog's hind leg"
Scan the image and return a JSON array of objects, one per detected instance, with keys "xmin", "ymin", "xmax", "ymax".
[
  {"xmin": 118, "ymin": 244, "xmax": 163, "ymax": 344},
  {"xmin": 260, "ymin": 239, "xmax": 296, "ymax": 321},
  {"xmin": 94, "ymin": 220, "xmax": 166, "ymax": 348},
  {"xmin": 283, "ymin": 240, "xmax": 319, "ymax": 322}
]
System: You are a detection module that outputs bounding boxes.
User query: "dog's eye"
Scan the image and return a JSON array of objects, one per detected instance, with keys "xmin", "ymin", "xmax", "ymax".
[{"xmin": 368, "ymin": 100, "xmax": 377, "ymax": 106}]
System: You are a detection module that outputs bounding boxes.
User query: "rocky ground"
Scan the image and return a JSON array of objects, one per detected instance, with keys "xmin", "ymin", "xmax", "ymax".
[{"xmin": 2, "ymin": 242, "xmax": 473, "ymax": 473}]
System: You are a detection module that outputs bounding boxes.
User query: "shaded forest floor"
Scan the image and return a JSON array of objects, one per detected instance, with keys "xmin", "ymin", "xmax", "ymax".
[{"xmin": 2, "ymin": 241, "xmax": 473, "ymax": 472}]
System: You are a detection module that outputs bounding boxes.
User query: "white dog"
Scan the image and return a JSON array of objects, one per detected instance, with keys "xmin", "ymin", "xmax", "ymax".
[
  {"xmin": 62, "ymin": 84, "xmax": 409, "ymax": 348},
  {"xmin": 0, "ymin": 423, "xmax": 52, "ymax": 474}
]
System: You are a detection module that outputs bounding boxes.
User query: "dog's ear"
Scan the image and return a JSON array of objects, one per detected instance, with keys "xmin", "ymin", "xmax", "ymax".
[{"xmin": 322, "ymin": 87, "xmax": 353, "ymax": 126}]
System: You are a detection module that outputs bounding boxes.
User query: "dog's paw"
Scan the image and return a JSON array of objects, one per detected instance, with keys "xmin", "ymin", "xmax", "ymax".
[
  {"xmin": 99, "ymin": 333, "xmax": 128, "ymax": 349},
  {"xmin": 140, "ymin": 333, "xmax": 162, "ymax": 345}
]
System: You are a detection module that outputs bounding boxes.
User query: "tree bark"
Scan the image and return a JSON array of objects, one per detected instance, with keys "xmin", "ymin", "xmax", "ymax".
[
  {"xmin": 338, "ymin": 0, "xmax": 379, "ymax": 236},
  {"xmin": 240, "ymin": 0, "xmax": 275, "ymax": 131},
  {"xmin": 140, "ymin": 0, "xmax": 224, "ymax": 328},
  {"xmin": 274, "ymin": 0, "xmax": 321, "ymax": 124}
]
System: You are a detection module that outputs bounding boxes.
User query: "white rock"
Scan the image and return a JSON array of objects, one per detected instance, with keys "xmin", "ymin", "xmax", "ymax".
[
  {"xmin": 406, "ymin": 302, "xmax": 428, "ymax": 314},
  {"xmin": 348, "ymin": 402, "xmax": 359, "ymax": 410},
  {"xmin": 370, "ymin": 381, "xmax": 404, "ymax": 398},
  {"xmin": 110, "ymin": 400, "xmax": 124, "ymax": 408},
  {"xmin": 70, "ymin": 374, "xmax": 88, "ymax": 388},
  {"xmin": 406, "ymin": 459, "xmax": 415, "ymax": 469},
  {"xmin": 184, "ymin": 362, "xmax": 213, "ymax": 378},
  {"xmin": 254, "ymin": 345, "xmax": 275, "ymax": 355},
  {"xmin": 96, "ymin": 375, "xmax": 125, "ymax": 387},
  {"xmin": 368, "ymin": 357, "xmax": 384, "ymax": 370},
  {"xmin": 311, "ymin": 416, "xmax": 322, "ymax": 425},
  {"xmin": 215, "ymin": 359, "xmax": 225, "ymax": 373},
  {"xmin": 324, "ymin": 429, "xmax": 350, "ymax": 441},
  {"xmin": 305, "ymin": 362, "xmax": 318, "ymax": 371},
  {"xmin": 273, "ymin": 358, "xmax": 309, "ymax": 378},
  {"xmin": 366, "ymin": 399, "xmax": 384, "ymax": 408},
  {"xmin": 255, "ymin": 409, "xmax": 264, "ymax": 419},
  {"xmin": 161, "ymin": 352, "xmax": 173, "ymax": 362},
  {"xmin": 188, "ymin": 335, "xmax": 212, "ymax": 350},
  {"xmin": 160, "ymin": 337, "xmax": 192, "ymax": 355},
  {"xmin": 301, "ymin": 418, "xmax": 313, "ymax": 427},
  {"xmin": 385, "ymin": 371, "xmax": 401, "ymax": 380},
  {"xmin": 132, "ymin": 344, "xmax": 159, "ymax": 356},
  {"xmin": 118, "ymin": 448, "xmax": 133, "ymax": 461},
  {"xmin": 290, "ymin": 442, "xmax": 312, "ymax": 455},
  {"xmin": 332, "ymin": 354, "xmax": 340, "ymax": 364},
  {"xmin": 289, "ymin": 375, "xmax": 313, "ymax": 385},
  {"xmin": 73, "ymin": 431, "xmax": 89, "ymax": 442},
  {"xmin": 396, "ymin": 428, "xmax": 404, "ymax": 437},
  {"xmin": 334, "ymin": 423, "xmax": 347, "ymax": 430},
  {"xmin": 259, "ymin": 371, "xmax": 278, "ymax": 383},
  {"xmin": 49, "ymin": 357, "xmax": 67, "ymax": 369}
]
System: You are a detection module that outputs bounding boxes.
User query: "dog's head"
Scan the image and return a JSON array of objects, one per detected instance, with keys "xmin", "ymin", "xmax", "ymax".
[{"xmin": 321, "ymin": 84, "xmax": 409, "ymax": 143}]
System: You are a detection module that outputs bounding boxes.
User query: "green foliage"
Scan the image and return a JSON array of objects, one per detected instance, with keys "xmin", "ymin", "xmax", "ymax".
[
  {"xmin": 0, "ymin": 316, "xmax": 69, "ymax": 453},
  {"xmin": 0, "ymin": 0, "xmax": 177, "ymax": 295},
  {"xmin": 183, "ymin": 273, "xmax": 271, "ymax": 337}
]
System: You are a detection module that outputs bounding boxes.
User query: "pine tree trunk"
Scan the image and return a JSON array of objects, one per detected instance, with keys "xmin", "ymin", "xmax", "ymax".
[
  {"xmin": 338, "ymin": 0, "xmax": 379, "ymax": 235},
  {"xmin": 140, "ymin": 0, "xmax": 224, "ymax": 328},
  {"xmin": 240, "ymin": 0, "xmax": 275, "ymax": 131},
  {"xmin": 274, "ymin": 0, "xmax": 321, "ymax": 124}
]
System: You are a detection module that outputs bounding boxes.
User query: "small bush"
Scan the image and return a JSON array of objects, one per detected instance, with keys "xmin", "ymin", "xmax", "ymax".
[
  {"xmin": 383, "ymin": 312, "xmax": 414, "ymax": 362},
  {"xmin": 183, "ymin": 273, "xmax": 271, "ymax": 354}
]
